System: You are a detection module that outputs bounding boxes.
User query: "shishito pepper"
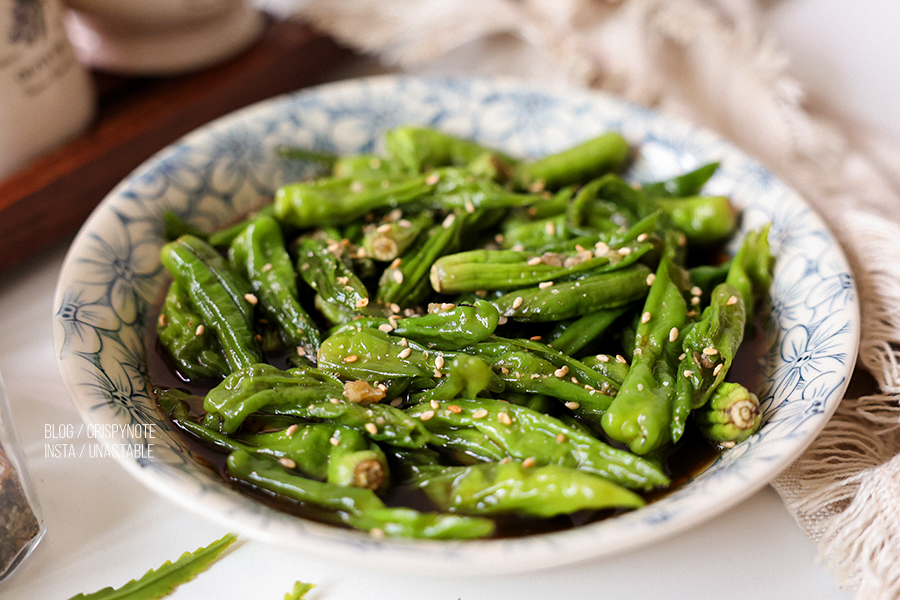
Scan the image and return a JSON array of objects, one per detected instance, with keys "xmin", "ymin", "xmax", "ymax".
[
  {"xmin": 160, "ymin": 235, "xmax": 263, "ymax": 374},
  {"xmin": 227, "ymin": 450, "xmax": 495, "ymax": 539},
  {"xmin": 405, "ymin": 398, "xmax": 669, "ymax": 491},
  {"xmin": 156, "ymin": 280, "xmax": 229, "ymax": 380},
  {"xmin": 412, "ymin": 460, "xmax": 644, "ymax": 517},
  {"xmin": 695, "ymin": 381, "xmax": 762, "ymax": 445},
  {"xmin": 229, "ymin": 215, "xmax": 320, "ymax": 357},
  {"xmin": 601, "ymin": 253, "xmax": 689, "ymax": 455}
]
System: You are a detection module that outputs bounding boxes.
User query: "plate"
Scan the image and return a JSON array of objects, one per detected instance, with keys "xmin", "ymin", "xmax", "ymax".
[{"xmin": 52, "ymin": 76, "xmax": 859, "ymax": 574}]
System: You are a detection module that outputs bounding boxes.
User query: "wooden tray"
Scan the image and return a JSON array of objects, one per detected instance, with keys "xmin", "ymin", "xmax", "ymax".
[{"xmin": 0, "ymin": 18, "xmax": 355, "ymax": 275}]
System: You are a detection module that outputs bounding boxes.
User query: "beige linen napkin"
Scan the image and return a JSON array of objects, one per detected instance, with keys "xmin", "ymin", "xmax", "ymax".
[{"xmin": 284, "ymin": 0, "xmax": 900, "ymax": 595}]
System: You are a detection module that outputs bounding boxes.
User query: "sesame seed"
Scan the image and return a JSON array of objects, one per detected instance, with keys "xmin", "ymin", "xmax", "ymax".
[
  {"xmin": 336, "ymin": 276, "xmax": 350, "ymax": 285},
  {"xmin": 646, "ymin": 273, "xmax": 656, "ymax": 286},
  {"xmin": 435, "ymin": 355, "xmax": 445, "ymax": 369},
  {"xmin": 530, "ymin": 373, "xmax": 541, "ymax": 379},
  {"xmin": 594, "ymin": 241, "xmax": 610, "ymax": 253},
  {"xmin": 556, "ymin": 433, "xmax": 567, "ymax": 442},
  {"xmin": 350, "ymin": 181, "xmax": 365, "ymax": 193},
  {"xmin": 343, "ymin": 355, "xmax": 359, "ymax": 363},
  {"xmin": 498, "ymin": 412, "xmax": 512, "ymax": 425},
  {"xmin": 356, "ymin": 298, "xmax": 369, "ymax": 309},
  {"xmin": 498, "ymin": 316, "xmax": 508, "ymax": 325},
  {"xmin": 285, "ymin": 424, "xmax": 299, "ymax": 436},
  {"xmin": 389, "ymin": 258, "xmax": 402, "ymax": 270},
  {"xmin": 472, "ymin": 409, "xmax": 489, "ymax": 419},
  {"xmin": 637, "ymin": 233, "xmax": 649, "ymax": 242},
  {"xmin": 554, "ymin": 366, "xmax": 569, "ymax": 378},
  {"xmin": 641, "ymin": 311, "xmax": 652, "ymax": 323},
  {"xmin": 713, "ymin": 364, "xmax": 723, "ymax": 376},
  {"xmin": 529, "ymin": 335, "xmax": 542, "ymax": 341},
  {"xmin": 691, "ymin": 286, "xmax": 703, "ymax": 296},
  {"xmin": 158, "ymin": 314, "xmax": 168, "ymax": 327},
  {"xmin": 440, "ymin": 303, "xmax": 456, "ymax": 311},
  {"xmin": 376, "ymin": 223, "xmax": 393, "ymax": 233},
  {"xmin": 691, "ymin": 296, "xmax": 701, "ymax": 305},
  {"xmin": 727, "ymin": 295, "xmax": 739, "ymax": 306},
  {"xmin": 296, "ymin": 346, "xmax": 306, "ymax": 356},
  {"xmin": 389, "ymin": 303, "xmax": 401, "ymax": 313},
  {"xmin": 616, "ymin": 355, "xmax": 627, "ymax": 364},
  {"xmin": 262, "ymin": 263, "xmax": 273, "ymax": 272},
  {"xmin": 392, "ymin": 270, "xmax": 404, "ymax": 284},
  {"xmin": 669, "ymin": 327, "xmax": 679, "ymax": 342},
  {"xmin": 399, "ymin": 337, "xmax": 408, "ymax": 346},
  {"xmin": 398, "ymin": 347, "xmax": 412, "ymax": 359},
  {"xmin": 447, "ymin": 405, "xmax": 462, "ymax": 414},
  {"xmin": 388, "ymin": 316, "xmax": 399, "ymax": 328},
  {"xmin": 522, "ymin": 457, "xmax": 536, "ymax": 468},
  {"xmin": 329, "ymin": 436, "xmax": 340, "ymax": 446},
  {"xmin": 618, "ymin": 247, "xmax": 632, "ymax": 256},
  {"xmin": 378, "ymin": 323, "xmax": 393, "ymax": 333},
  {"xmin": 442, "ymin": 213, "xmax": 456, "ymax": 228},
  {"xmin": 426, "ymin": 172, "xmax": 441, "ymax": 185},
  {"xmin": 683, "ymin": 370, "xmax": 694, "ymax": 377},
  {"xmin": 545, "ymin": 221, "xmax": 556, "ymax": 236},
  {"xmin": 538, "ymin": 281, "xmax": 554, "ymax": 289},
  {"xmin": 637, "ymin": 383, "xmax": 644, "ymax": 391},
  {"xmin": 195, "ymin": 325, "xmax": 205, "ymax": 336},
  {"xmin": 564, "ymin": 401, "xmax": 580, "ymax": 410},
  {"xmin": 365, "ymin": 423, "xmax": 378, "ymax": 435},
  {"xmin": 278, "ymin": 457, "xmax": 297, "ymax": 469},
  {"xmin": 703, "ymin": 347, "xmax": 720, "ymax": 356},
  {"xmin": 634, "ymin": 348, "xmax": 642, "ymax": 357},
  {"xmin": 679, "ymin": 353, "xmax": 687, "ymax": 361},
  {"xmin": 512, "ymin": 296, "xmax": 524, "ymax": 309},
  {"xmin": 500, "ymin": 366, "xmax": 509, "ymax": 374},
  {"xmin": 527, "ymin": 256, "xmax": 542, "ymax": 266},
  {"xmin": 596, "ymin": 354, "xmax": 609, "ymax": 362},
  {"xmin": 420, "ymin": 410, "xmax": 435, "ymax": 421},
  {"xmin": 465, "ymin": 200, "xmax": 476, "ymax": 214},
  {"xmin": 244, "ymin": 293, "xmax": 258, "ymax": 305}
]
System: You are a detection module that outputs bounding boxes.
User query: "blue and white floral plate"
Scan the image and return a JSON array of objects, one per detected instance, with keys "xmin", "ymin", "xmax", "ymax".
[{"xmin": 52, "ymin": 76, "xmax": 859, "ymax": 574}]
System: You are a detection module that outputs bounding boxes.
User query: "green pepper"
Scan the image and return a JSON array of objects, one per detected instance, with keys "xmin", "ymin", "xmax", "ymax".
[
  {"xmin": 513, "ymin": 132, "xmax": 630, "ymax": 190},
  {"xmin": 156, "ymin": 280, "xmax": 229, "ymax": 380},
  {"xmin": 229, "ymin": 215, "xmax": 320, "ymax": 356},
  {"xmin": 413, "ymin": 460, "xmax": 644, "ymax": 517},
  {"xmin": 160, "ymin": 235, "xmax": 263, "ymax": 374}
]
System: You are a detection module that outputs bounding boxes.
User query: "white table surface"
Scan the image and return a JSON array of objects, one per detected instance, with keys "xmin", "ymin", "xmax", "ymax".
[{"xmin": 4, "ymin": 1, "xmax": 894, "ymax": 597}]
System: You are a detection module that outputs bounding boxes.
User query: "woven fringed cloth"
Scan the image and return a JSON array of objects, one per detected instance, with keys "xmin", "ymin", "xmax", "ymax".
[{"xmin": 288, "ymin": 0, "xmax": 900, "ymax": 595}]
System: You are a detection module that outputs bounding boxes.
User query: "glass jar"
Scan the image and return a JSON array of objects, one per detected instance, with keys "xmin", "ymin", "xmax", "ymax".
[{"xmin": 0, "ymin": 370, "xmax": 45, "ymax": 582}]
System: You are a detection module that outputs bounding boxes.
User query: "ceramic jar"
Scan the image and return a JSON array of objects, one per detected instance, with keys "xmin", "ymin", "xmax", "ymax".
[
  {"xmin": 62, "ymin": 0, "xmax": 265, "ymax": 75},
  {"xmin": 0, "ymin": 0, "xmax": 95, "ymax": 180}
]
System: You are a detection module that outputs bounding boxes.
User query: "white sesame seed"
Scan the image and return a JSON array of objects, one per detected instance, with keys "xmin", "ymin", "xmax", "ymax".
[
  {"xmin": 343, "ymin": 355, "xmax": 359, "ymax": 363},
  {"xmin": 691, "ymin": 286, "xmax": 703, "ymax": 296},
  {"xmin": 539, "ymin": 281, "xmax": 554, "ymax": 289},
  {"xmin": 637, "ymin": 383, "xmax": 644, "ymax": 391},
  {"xmin": 594, "ymin": 241, "xmax": 610, "ymax": 253},
  {"xmin": 262, "ymin": 263, "xmax": 273, "ymax": 272},
  {"xmin": 646, "ymin": 273, "xmax": 656, "ymax": 286},
  {"xmin": 398, "ymin": 347, "xmax": 412, "ymax": 359},
  {"xmin": 430, "ymin": 400, "xmax": 440, "ymax": 410},
  {"xmin": 447, "ymin": 405, "xmax": 462, "ymax": 414},
  {"xmin": 564, "ymin": 401, "xmax": 580, "ymax": 410},
  {"xmin": 420, "ymin": 410, "xmax": 435, "ymax": 421},
  {"xmin": 157, "ymin": 313, "xmax": 167, "ymax": 327},
  {"xmin": 195, "ymin": 324, "xmax": 205, "ymax": 336},
  {"xmin": 669, "ymin": 327, "xmax": 679, "ymax": 343},
  {"xmin": 244, "ymin": 293, "xmax": 258, "ymax": 305},
  {"xmin": 703, "ymin": 347, "xmax": 720, "ymax": 356},
  {"xmin": 618, "ymin": 247, "xmax": 632, "ymax": 256},
  {"xmin": 522, "ymin": 457, "xmax": 536, "ymax": 468},
  {"xmin": 596, "ymin": 354, "xmax": 609, "ymax": 362},
  {"xmin": 364, "ymin": 423, "xmax": 379, "ymax": 435},
  {"xmin": 278, "ymin": 457, "xmax": 297, "ymax": 469},
  {"xmin": 350, "ymin": 181, "xmax": 365, "ymax": 193},
  {"xmin": 637, "ymin": 233, "xmax": 648, "ymax": 242},
  {"xmin": 376, "ymin": 223, "xmax": 393, "ymax": 233},
  {"xmin": 285, "ymin": 424, "xmax": 299, "ymax": 436},
  {"xmin": 616, "ymin": 355, "xmax": 627, "ymax": 364},
  {"xmin": 356, "ymin": 298, "xmax": 369, "ymax": 308},
  {"xmin": 329, "ymin": 436, "xmax": 340, "ymax": 446},
  {"xmin": 442, "ymin": 213, "xmax": 456, "ymax": 228},
  {"xmin": 545, "ymin": 221, "xmax": 556, "ymax": 236},
  {"xmin": 556, "ymin": 433, "xmax": 567, "ymax": 442},
  {"xmin": 472, "ymin": 409, "xmax": 489, "ymax": 419},
  {"xmin": 426, "ymin": 172, "xmax": 441, "ymax": 185},
  {"xmin": 527, "ymin": 256, "xmax": 542, "ymax": 266},
  {"xmin": 498, "ymin": 412, "xmax": 512, "ymax": 425},
  {"xmin": 389, "ymin": 258, "xmax": 402, "ymax": 270},
  {"xmin": 683, "ymin": 370, "xmax": 694, "ymax": 377},
  {"xmin": 465, "ymin": 200, "xmax": 475, "ymax": 214},
  {"xmin": 512, "ymin": 296, "xmax": 524, "ymax": 309},
  {"xmin": 500, "ymin": 366, "xmax": 509, "ymax": 374},
  {"xmin": 554, "ymin": 366, "xmax": 569, "ymax": 378},
  {"xmin": 713, "ymin": 363, "xmax": 723, "ymax": 376},
  {"xmin": 378, "ymin": 323, "xmax": 394, "ymax": 333},
  {"xmin": 498, "ymin": 316, "xmax": 508, "ymax": 325},
  {"xmin": 691, "ymin": 296, "xmax": 701, "ymax": 305},
  {"xmin": 727, "ymin": 295, "xmax": 739, "ymax": 306},
  {"xmin": 435, "ymin": 355, "xmax": 445, "ymax": 369},
  {"xmin": 392, "ymin": 270, "xmax": 404, "ymax": 284},
  {"xmin": 641, "ymin": 311, "xmax": 652, "ymax": 324}
]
